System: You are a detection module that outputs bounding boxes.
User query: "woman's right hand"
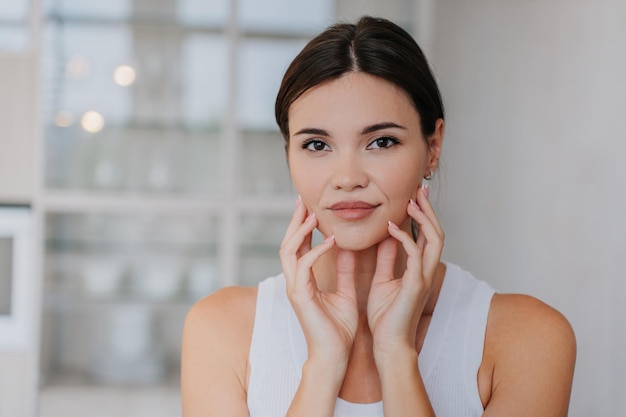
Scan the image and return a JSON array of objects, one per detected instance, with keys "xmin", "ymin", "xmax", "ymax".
[{"xmin": 279, "ymin": 197, "xmax": 359, "ymax": 369}]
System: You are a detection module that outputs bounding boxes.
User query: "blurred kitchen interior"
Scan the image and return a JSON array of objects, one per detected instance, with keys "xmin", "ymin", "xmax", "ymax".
[{"xmin": 1, "ymin": 0, "xmax": 625, "ymax": 416}]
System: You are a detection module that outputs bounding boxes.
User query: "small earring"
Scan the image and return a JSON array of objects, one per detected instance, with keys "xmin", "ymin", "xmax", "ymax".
[{"xmin": 423, "ymin": 171, "xmax": 434, "ymax": 181}]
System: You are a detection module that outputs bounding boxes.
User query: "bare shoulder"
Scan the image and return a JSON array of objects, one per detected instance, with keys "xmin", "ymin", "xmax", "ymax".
[
  {"xmin": 183, "ymin": 285, "xmax": 258, "ymax": 373},
  {"xmin": 184, "ymin": 286, "xmax": 258, "ymax": 337},
  {"xmin": 481, "ymin": 293, "xmax": 576, "ymax": 416},
  {"xmin": 181, "ymin": 286, "xmax": 257, "ymax": 417},
  {"xmin": 489, "ymin": 293, "xmax": 576, "ymax": 346}
]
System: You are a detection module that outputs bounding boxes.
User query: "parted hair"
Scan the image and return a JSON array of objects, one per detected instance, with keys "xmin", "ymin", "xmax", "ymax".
[{"xmin": 275, "ymin": 16, "xmax": 444, "ymax": 147}]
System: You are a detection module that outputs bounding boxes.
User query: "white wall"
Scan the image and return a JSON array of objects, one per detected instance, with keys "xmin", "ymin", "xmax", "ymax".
[
  {"xmin": 0, "ymin": 53, "xmax": 37, "ymax": 203},
  {"xmin": 0, "ymin": 15, "xmax": 41, "ymax": 417},
  {"xmin": 427, "ymin": 1, "xmax": 626, "ymax": 416}
]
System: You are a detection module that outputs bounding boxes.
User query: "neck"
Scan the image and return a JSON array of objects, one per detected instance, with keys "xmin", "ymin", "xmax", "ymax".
[{"xmin": 312, "ymin": 240, "xmax": 409, "ymax": 313}]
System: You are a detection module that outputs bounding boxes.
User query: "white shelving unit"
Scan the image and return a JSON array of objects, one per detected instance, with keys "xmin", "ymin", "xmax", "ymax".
[{"xmin": 36, "ymin": 0, "xmax": 330, "ymax": 405}]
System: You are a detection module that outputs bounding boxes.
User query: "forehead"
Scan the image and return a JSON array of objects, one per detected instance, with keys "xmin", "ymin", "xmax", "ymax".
[{"xmin": 288, "ymin": 72, "xmax": 420, "ymax": 131}]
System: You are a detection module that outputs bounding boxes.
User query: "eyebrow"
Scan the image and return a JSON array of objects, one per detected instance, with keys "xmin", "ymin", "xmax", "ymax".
[
  {"xmin": 293, "ymin": 127, "xmax": 329, "ymax": 137},
  {"xmin": 360, "ymin": 122, "xmax": 406, "ymax": 135},
  {"xmin": 293, "ymin": 122, "xmax": 406, "ymax": 137}
]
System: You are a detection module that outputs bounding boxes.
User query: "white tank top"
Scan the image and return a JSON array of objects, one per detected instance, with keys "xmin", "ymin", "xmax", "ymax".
[{"xmin": 247, "ymin": 262, "xmax": 496, "ymax": 417}]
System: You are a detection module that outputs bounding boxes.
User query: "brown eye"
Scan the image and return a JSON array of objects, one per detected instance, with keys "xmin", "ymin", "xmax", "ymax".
[
  {"xmin": 303, "ymin": 140, "xmax": 330, "ymax": 151},
  {"xmin": 368, "ymin": 136, "xmax": 399, "ymax": 149}
]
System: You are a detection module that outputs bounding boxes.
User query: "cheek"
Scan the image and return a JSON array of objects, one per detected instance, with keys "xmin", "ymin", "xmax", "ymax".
[
  {"xmin": 379, "ymin": 167, "xmax": 421, "ymax": 222},
  {"xmin": 289, "ymin": 164, "xmax": 324, "ymax": 207},
  {"xmin": 382, "ymin": 166, "xmax": 421, "ymax": 200}
]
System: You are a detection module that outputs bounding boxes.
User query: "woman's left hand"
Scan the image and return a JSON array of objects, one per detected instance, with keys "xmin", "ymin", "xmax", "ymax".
[{"xmin": 367, "ymin": 185, "xmax": 445, "ymax": 358}]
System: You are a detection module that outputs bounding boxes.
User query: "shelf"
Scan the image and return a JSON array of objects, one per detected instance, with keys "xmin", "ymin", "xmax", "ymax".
[
  {"xmin": 38, "ymin": 384, "xmax": 181, "ymax": 417},
  {"xmin": 45, "ymin": 14, "xmax": 318, "ymax": 40},
  {"xmin": 40, "ymin": 371, "xmax": 180, "ymax": 388},
  {"xmin": 40, "ymin": 189, "xmax": 295, "ymax": 214},
  {"xmin": 44, "ymin": 239, "xmax": 217, "ymax": 254},
  {"xmin": 43, "ymin": 291, "xmax": 196, "ymax": 309}
]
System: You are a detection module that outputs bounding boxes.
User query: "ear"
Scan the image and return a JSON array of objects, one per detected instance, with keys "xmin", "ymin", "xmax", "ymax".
[{"xmin": 426, "ymin": 118, "xmax": 444, "ymax": 175}]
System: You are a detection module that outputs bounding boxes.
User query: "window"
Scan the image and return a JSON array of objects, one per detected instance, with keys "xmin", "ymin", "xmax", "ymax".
[{"xmin": 0, "ymin": 0, "xmax": 30, "ymax": 51}]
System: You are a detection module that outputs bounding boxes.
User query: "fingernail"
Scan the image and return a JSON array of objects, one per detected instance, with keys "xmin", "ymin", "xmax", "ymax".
[
  {"xmin": 409, "ymin": 198, "xmax": 416, "ymax": 206},
  {"xmin": 387, "ymin": 220, "xmax": 399, "ymax": 230},
  {"xmin": 421, "ymin": 183, "xmax": 430, "ymax": 199},
  {"xmin": 325, "ymin": 234, "xmax": 335, "ymax": 243},
  {"xmin": 296, "ymin": 194, "xmax": 302, "ymax": 205},
  {"xmin": 306, "ymin": 212, "xmax": 316, "ymax": 222}
]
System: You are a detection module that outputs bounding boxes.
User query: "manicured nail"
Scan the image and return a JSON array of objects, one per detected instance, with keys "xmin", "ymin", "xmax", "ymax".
[
  {"xmin": 387, "ymin": 220, "xmax": 399, "ymax": 230},
  {"xmin": 421, "ymin": 183, "xmax": 430, "ymax": 199},
  {"xmin": 409, "ymin": 198, "xmax": 416, "ymax": 206},
  {"xmin": 305, "ymin": 212, "xmax": 316, "ymax": 222},
  {"xmin": 325, "ymin": 234, "xmax": 335, "ymax": 243},
  {"xmin": 296, "ymin": 195, "xmax": 302, "ymax": 205}
]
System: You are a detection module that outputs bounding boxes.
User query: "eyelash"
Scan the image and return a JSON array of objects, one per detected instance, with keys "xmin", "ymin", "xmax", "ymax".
[
  {"xmin": 367, "ymin": 136, "xmax": 400, "ymax": 149},
  {"xmin": 301, "ymin": 139, "xmax": 330, "ymax": 152},
  {"xmin": 301, "ymin": 136, "xmax": 400, "ymax": 152}
]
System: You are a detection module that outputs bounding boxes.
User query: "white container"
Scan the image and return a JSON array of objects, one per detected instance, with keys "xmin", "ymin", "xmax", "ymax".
[
  {"xmin": 131, "ymin": 255, "xmax": 182, "ymax": 300},
  {"xmin": 107, "ymin": 305, "xmax": 152, "ymax": 358},
  {"xmin": 81, "ymin": 255, "xmax": 126, "ymax": 298},
  {"xmin": 90, "ymin": 305, "xmax": 166, "ymax": 384}
]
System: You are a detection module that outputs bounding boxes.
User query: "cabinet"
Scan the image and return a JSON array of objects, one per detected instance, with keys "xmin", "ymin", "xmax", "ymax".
[{"xmin": 37, "ymin": 0, "xmax": 334, "ymax": 399}]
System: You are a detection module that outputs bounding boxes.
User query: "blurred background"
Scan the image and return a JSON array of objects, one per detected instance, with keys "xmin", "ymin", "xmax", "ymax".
[{"xmin": 0, "ymin": 0, "xmax": 624, "ymax": 416}]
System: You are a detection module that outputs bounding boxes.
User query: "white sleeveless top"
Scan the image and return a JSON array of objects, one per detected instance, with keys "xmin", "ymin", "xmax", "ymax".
[{"xmin": 247, "ymin": 262, "xmax": 496, "ymax": 417}]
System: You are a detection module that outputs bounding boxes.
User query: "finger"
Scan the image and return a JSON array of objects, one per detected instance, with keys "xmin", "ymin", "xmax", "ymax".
[
  {"xmin": 335, "ymin": 250, "xmax": 357, "ymax": 299},
  {"xmin": 406, "ymin": 203, "xmax": 443, "ymax": 279},
  {"xmin": 281, "ymin": 196, "xmax": 308, "ymax": 245},
  {"xmin": 421, "ymin": 232, "xmax": 444, "ymax": 281},
  {"xmin": 372, "ymin": 235, "xmax": 398, "ymax": 286},
  {"xmin": 408, "ymin": 198, "xmax": 443, "ymax": 243},
  {"xmin": 293, "ymin": 235, "xmax": 336, "ymax": 293},
  {"xmin": 297, "ymin": 228, "xmax": 313, "ymax": 258},
  {"xmin": 414, "ymin": 186, "xmax": 444, "ymax": 237},
  {"xmin": 282, "ymin": 213, "xmax": 317, "ymax": 257},
  {"xmin": 387, "ymin": 221, "xmax": 422, "ymax": 277},
  {"xmin": 415, "ymin": 232, "xmax": 426, "ymax": 252},
  {"xmin": 280, "ymin": 212, "xmax": 318, "ymax": 284}
]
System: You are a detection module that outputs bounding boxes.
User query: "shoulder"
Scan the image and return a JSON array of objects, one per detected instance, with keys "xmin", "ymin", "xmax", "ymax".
[
  {"xmin": 183, "ymin": 286, "xmax": 258, "ymax": 363},
  {"xmin": 480, "ymin": 293, "xmax": 576, "ymax": 415},
  {"xmin": 185, "ymin": 285, "xmax": 258, "ymax": 331},
  {"xmin": 181, "ymin": 286, "xmax": 258, "ymax": 415},
  {"xmin": 487, "ymin": 293, "xmax": 576, "ymax": 356}
]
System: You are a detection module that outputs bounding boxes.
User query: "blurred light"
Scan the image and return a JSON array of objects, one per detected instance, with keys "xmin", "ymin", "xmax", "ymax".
[
  {"xmin": 54, "ymin": 110, "xmax": 74, "ymax": 127},
  {"xmin": 81, "ymin": 111, "xmax": 105, "ymax": 133},
  {"xmin": 66, "ymin": 55, "xmax": 91, "ymax": 80},
  {"xmin": 113, "ymin": 64, "xmax": 136, "ymax": 86}
]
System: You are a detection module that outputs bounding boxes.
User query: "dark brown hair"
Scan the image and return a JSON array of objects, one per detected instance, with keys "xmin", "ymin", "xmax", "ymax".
[{"xmin": 275, "ymin": 16, "xmax": 444, "ymax": 146}]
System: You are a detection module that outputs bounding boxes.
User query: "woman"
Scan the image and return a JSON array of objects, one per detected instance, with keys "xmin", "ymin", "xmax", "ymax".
[{"xmin": 181, "ymin": 16, "xmax": 576, "ymax": 417}]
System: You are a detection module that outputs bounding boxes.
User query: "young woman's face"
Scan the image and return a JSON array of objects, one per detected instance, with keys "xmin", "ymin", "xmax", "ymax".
[{"xmin": 287, "ymin": 72, "xmax": 440, "ymax": 251}]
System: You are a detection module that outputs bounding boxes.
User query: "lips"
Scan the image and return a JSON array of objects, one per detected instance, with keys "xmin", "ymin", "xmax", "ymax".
[{"xmin": 329, "ymin": 201, "xmax": 379, "ymax": 220}]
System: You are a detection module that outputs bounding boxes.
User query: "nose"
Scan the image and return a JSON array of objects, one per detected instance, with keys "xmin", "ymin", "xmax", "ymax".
[{"xmin": 330, "ymin": 154, "xmax": 369, "ymax": 191}]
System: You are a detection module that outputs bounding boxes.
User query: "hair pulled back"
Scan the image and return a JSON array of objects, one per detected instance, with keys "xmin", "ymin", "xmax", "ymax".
[{"xmin": 275, "ymin": 16, "xmax": 444, "ymax": 145}]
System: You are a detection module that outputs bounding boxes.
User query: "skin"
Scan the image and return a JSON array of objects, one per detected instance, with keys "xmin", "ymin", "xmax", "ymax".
[{"xmin": 181, "ymin": 72, "xmax": 576, "ymax": 417}]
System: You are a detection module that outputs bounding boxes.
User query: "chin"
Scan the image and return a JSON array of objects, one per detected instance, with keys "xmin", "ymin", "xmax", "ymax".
[{"xmin": 330, "ymin": 229, "xmax": 389, "ymax": 252}]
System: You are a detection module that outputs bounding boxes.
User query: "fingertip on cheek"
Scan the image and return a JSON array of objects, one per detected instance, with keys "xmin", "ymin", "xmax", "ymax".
[{"xmin": 408, "ymin": 199, "xmax": 421, "ymax": 214}]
